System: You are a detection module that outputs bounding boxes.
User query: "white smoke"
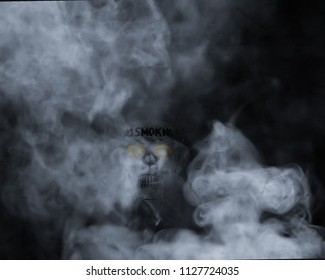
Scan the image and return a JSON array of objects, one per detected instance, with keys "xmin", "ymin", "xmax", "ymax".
[
  {"xmin": 0, "ymin": 0, "xmax": 172, "ymax": 257},
  {"xmin": 0, "ymin": 0, "xmax": 323, "ymax": 259},
  {"xmin": 63, "ymin": 122, "xmax": 324, "ymax": 259},
  {"xmin": 179, "ymin": 122, "xmax": 323, "ymax": 258}
]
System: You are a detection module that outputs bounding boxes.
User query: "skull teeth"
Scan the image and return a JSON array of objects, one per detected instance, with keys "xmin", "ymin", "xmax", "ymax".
[{"xmin": 139, "ymin": 174, "xmax": 160, "ymax": 189}]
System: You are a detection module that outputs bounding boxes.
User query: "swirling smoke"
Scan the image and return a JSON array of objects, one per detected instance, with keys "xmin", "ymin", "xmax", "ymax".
[{"xmin": 0, "ymin": 0, "xmax": 324, "ymax": 259}]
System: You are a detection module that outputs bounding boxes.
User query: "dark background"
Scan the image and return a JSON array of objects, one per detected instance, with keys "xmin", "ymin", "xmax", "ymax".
[
  {"xmin": 1, "ymin": 0, "xmax": 325, "ymax": 259},
  {"xmin": 159, "ymin": 0, "xmax": 325, "ymax": 226}
]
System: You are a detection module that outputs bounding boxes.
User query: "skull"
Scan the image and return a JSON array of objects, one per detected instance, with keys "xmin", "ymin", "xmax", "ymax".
[{"xmin": 124, "ymin": 124, "xmax": 192, "ymax": 230}]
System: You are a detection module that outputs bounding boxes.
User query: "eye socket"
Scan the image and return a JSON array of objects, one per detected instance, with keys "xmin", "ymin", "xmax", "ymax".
[
  {"xmin": 153, "ymin": 143, "xmax": 172, "ymax": 158},
  {"xmin": 127, "ymin": 143, "xmax": 145, "ymax": 158}
]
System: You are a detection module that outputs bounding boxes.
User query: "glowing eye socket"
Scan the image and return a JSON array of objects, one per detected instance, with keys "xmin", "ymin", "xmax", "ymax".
[
  {"xmin": 127, "ymin": 143, "xmax": 145, "ymax": 158},
  {"xmin": 153, "ymin": 144, "xmax": 172, "ymax": 158}
]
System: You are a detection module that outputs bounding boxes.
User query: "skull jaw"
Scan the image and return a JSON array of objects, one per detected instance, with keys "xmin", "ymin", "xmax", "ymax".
[{"xmin": 138, "ymin": 173, "xmax": 163, "ymax": 200}]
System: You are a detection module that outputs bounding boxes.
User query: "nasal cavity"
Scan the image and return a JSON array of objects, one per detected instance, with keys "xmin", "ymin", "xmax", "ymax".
[{"xmin": 143, "ymin": 152, "xmax": 158, "ymax": 166}]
